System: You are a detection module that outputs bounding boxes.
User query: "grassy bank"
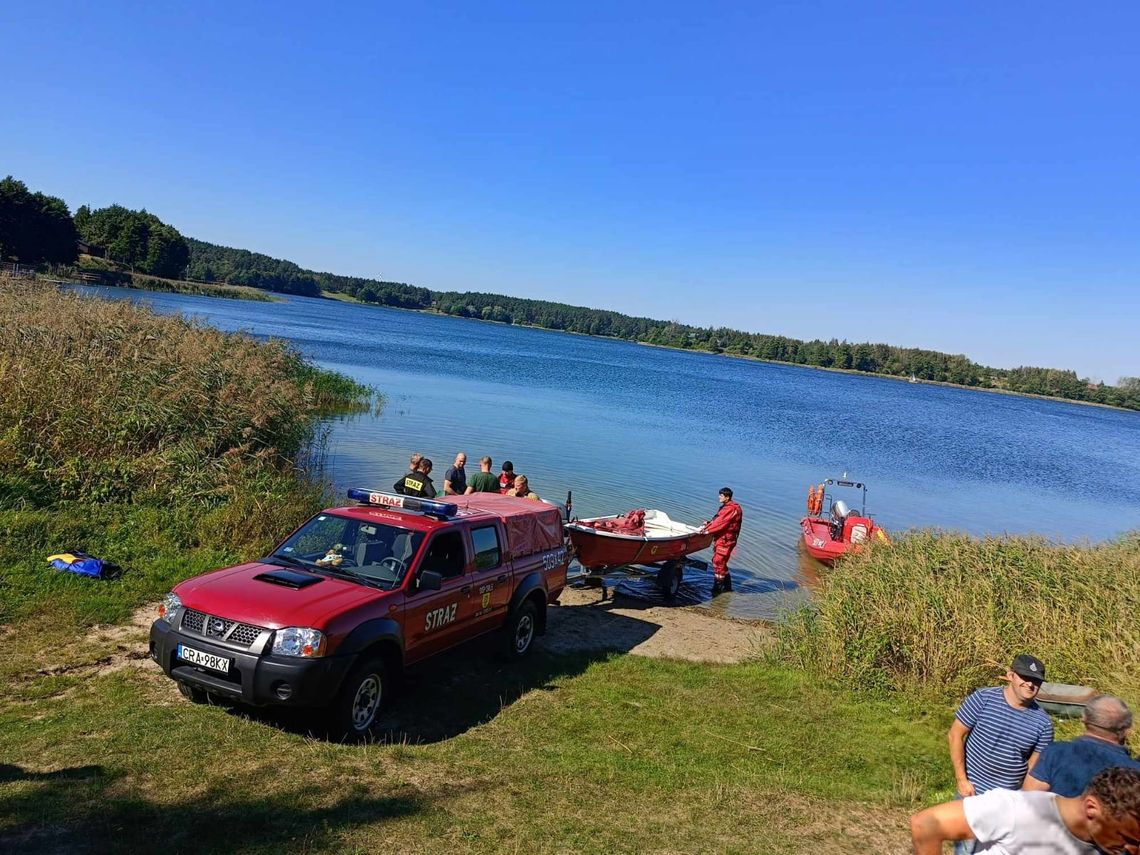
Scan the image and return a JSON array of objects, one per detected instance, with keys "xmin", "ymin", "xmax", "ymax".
[
  {"xmin": 69, "ymin": 256, "xmax": 275, "ymax": 301},
  {"xmin": 121, "ymin": 274, "xmax": 276, "ymax": 301},
  {"xmin": 778, "ymin": 531, "xmax": 1140, "ymax": 707},
  {"xmin": 0, "ymin": 279, "xmax": 371, "ymax": 630}
]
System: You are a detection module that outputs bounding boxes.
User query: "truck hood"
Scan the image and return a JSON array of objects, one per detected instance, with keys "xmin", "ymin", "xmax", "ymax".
[{"xmin": 173, "ymin": 561, "xmax": 388, "ymax": 629}]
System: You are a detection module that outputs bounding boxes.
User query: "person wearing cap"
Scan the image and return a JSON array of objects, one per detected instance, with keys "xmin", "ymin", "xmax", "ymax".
[
  {"xmin": 949, "ymin": 655, "xmax": 1054, "ymax": 830},
  {"xmin": 1024, "ymin": 694, "xmax": 1140, "ymax": 797},
  {"xmin": 911, "ymin": 766, "xmax": 1140, "ymax": 855},
  {"xmin": 498, "ymin": 460, "xmax": 516, "ymax": 493},
  {"xmin": 701, "ymin": 487, "xmax": 743, "ymax": 596}
]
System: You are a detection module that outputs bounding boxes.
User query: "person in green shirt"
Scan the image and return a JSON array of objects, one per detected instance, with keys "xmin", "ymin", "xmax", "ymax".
[{"xmin": 465, "ymin": 456, "xmax": 500, "ymax": 494}]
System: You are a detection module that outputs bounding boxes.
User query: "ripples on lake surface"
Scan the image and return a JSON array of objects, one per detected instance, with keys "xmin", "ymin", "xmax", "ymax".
[{"xmin": 81, "ymin": 287, "xmax": 1140, "ymax": 619}]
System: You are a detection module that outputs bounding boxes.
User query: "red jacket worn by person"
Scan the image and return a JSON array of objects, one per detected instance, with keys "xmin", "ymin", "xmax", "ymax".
[{"xmin": 705, "ymin": 501, "xmax": 743, "ymax": 577}]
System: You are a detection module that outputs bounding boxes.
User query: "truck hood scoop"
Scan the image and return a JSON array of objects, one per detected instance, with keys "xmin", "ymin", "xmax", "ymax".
[{"xmin": 253, "ymin": 568, "xmax": 324, "ymax": 589}]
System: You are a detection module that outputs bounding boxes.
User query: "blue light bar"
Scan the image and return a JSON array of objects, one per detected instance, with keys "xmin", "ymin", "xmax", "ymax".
[{"xmin": 346, "ymin": 488, "xmax": 458, "ymax": 518}]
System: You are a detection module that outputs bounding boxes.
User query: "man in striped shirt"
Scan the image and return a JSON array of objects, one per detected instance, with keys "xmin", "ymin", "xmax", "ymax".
[{"xmin": 948, "ymin": 655, "xmax": 1055, "ymax": 853}]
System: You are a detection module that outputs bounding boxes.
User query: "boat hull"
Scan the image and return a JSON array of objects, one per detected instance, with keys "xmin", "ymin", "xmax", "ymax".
[
  {"xmin": 566, "ymin": 514, "xmax": 714, "ymax": 570},
  {"xmin": 800, "ymin": 515, "xmax": 888, "ymax": 565}
]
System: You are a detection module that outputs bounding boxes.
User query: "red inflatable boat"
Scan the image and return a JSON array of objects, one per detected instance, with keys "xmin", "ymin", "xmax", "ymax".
[{"xmin": 800, "ymin": 476, "xmax": 890, "ymax": 565}]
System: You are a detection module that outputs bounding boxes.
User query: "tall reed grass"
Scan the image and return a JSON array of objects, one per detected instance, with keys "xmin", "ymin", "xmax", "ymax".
[
  {"xmin": 0, "ymin": 279, "xmax": 375, "ymax": 625},
  {"xmin": 0, "ymin": 279, "xmax": 370, "ymax": 506},
  {"xmin": 778, "ymin": 531, "xmax": 1140, "ymax": 704}
]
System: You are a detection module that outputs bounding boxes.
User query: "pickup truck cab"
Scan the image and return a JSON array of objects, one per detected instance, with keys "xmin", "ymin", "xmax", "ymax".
[{"xmin": 150, "ymin": 489, "xmax": 569, "ymax": 739}]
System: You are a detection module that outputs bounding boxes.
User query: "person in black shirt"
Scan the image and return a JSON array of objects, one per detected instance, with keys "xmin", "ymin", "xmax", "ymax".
[
  {"xmin": 394, "ymin": 458, "xmax": 436, "ymax": 498},
  {"xmin": 443, "ymin": 452, "xmax": 467, "ymax": 495}
]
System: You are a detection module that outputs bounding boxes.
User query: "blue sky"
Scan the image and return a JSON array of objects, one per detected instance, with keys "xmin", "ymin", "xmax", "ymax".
[{"xmin": 3, "ymin": 2, "xmax": 1137, "ymax": 381}]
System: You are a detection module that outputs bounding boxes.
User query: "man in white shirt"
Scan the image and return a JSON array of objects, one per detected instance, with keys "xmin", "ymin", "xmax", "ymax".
[{"xmin": 910, "ymin": 767, "xmax": 1140, "ymax": 854}]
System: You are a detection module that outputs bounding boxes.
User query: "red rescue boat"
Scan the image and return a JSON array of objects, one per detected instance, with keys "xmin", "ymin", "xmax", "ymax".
[
  {"xmin": 566, "ymin": 509, "xmax": 715, "ymax": 569},
  {"xmin": 800, "ymin": 476, "xmax": 890, "ymax": 565}
]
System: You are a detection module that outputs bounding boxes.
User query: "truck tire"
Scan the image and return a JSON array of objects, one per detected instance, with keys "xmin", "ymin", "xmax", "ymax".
[
  {"xmin": 504, "ymin": 599, "xmax": 539, "ymax": 659},
  {"xmin": 327, "ymin": 657, "xmax": 388, "ymax": 741}
]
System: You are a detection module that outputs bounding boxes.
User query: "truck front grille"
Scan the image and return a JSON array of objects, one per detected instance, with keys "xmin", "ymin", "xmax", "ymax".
[{"xmin": 181, "ymin": 609, "xmax": 265, "ymax": 649}]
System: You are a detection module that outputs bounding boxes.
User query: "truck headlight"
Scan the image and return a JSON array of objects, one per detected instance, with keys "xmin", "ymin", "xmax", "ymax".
[
  {"xmin": 272, "ymin": 627, "xmax": 326, "ymax": 658},
  {"xmin": 158, "ymin": 592, "xmax": 183, "ymax": 625}
]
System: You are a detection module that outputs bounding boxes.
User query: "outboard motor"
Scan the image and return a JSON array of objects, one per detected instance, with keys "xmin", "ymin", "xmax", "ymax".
[{"xmin": 830, "ymin": 499, "xmax": 851, "ymax": 540}]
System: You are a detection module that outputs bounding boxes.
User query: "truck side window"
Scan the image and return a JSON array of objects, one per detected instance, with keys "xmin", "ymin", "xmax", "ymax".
[
  {"xmin": 420, "ymin": 531, "xmax": 466, "ymax": 579},
  {"xmin": 471, "ymin": 526, "xmax": 501, "ymax": 571}
]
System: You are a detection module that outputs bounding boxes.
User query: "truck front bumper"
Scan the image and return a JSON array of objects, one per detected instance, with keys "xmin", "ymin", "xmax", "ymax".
[{"xmin": 149, "ymin": 619, "xmax": 353, "ymax": 707}]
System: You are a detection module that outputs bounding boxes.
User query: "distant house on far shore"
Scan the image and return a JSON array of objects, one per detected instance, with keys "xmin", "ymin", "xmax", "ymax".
[{"xmin": 77, "ymin": 240, "xmax": 104, "ymax": 258}]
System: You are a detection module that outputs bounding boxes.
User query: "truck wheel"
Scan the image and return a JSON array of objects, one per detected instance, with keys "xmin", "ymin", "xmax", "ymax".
[
  {"xmin": 504, "ymin": 600, "xmax": 539, "ymax": 658},
  {"xmin": 658, "ymin": 561, "xmax": 683, "ymax": 601},
  {"xmin": 328, "ymin": 657, "xmax": 387, "ymax": 741}
]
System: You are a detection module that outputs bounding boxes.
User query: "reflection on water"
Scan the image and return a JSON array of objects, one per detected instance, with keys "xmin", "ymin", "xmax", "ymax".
[
  {"xmin": 795, "ymin": 542, "xmax": 823, "ymax": 593},
  {"xmin": 78, "ymin": 286, "xmax": 1140, "ymax": 620}
]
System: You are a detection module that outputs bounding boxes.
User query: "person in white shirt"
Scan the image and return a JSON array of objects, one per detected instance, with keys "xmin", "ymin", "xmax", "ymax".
[{"xmin": 909, "ymin": 767, "xmax": 1140, "ymax": 854}]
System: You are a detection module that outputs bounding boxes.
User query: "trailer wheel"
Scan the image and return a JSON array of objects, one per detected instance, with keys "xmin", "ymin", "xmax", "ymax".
[
  {"xmin": 658, "ymin": 561, "xmax": 683, "ymax": 601},
  {"xmin": 504, "ymin": 599, "xmax": 539, "ymax": 658}
]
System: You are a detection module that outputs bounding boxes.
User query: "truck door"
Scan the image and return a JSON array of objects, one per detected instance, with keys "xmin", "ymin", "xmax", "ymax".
[
  {"xmin": 403, "ymin": 529, "xmax": 473, "ymax": 662},
  {"xmin": 468, "ymin": 523, "xmax": 512, "ymax": 631}
]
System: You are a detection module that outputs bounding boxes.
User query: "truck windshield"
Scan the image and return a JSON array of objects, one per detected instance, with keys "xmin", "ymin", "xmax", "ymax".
[{"xmin": 272, "ymin": 513, "xmax": 424, "ymax": 589}]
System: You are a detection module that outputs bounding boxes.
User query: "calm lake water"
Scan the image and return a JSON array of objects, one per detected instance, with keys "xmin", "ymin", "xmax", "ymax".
[{"xmin": 79, "ymin": 286, "xmax": 1140, "ymax": 619}]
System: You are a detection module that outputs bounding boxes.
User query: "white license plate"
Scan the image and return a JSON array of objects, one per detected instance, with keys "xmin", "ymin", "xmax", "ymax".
[{"xmin": 177, "ymin": 644, "xmax": 230, "ymax": 673}]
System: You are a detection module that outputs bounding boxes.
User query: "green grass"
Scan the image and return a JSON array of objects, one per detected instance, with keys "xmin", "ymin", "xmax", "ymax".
[
  {"xmin": 0, "ymin": 646, "xmax": 952, "ymax": 854},
  {"xmin": 0, "ymin": 501, "xmax": 248, "ymax": 628}
]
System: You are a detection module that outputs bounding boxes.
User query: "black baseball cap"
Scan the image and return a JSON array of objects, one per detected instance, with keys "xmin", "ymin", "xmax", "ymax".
[{"xmin": 1011, "ymin": 654, "xmax": 1046, "ymax": 682}]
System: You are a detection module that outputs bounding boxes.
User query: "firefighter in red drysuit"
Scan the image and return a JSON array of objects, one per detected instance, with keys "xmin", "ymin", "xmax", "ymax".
[{"xmin": 702, "ymin": 487, "xmax": 743, "ymax": 594}]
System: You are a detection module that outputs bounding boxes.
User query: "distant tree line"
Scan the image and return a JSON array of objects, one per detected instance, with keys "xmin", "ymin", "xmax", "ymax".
[
  {"xmin": 1, "ymin": 174, "xmax": 1136, "ymax": 410},
  {"xmin": 0, "ymin": 177, "xmax": 78, "ymax": 265},
  {"xmin": 431, "ymin": 291, "xmax": 1139, "ymax": 409},
  {"xmin": 184, "ymin": 238, "xmax": 321, "ymax": 296},
  {"xmin": 184, "ymin": 238, "xmax": 430, "ymax": 306}
]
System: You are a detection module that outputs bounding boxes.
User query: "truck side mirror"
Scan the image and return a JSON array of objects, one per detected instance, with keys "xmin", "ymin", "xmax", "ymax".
[{"xmin": 417, "ymin": 570, "xmax": 442, "ymax": 592}]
